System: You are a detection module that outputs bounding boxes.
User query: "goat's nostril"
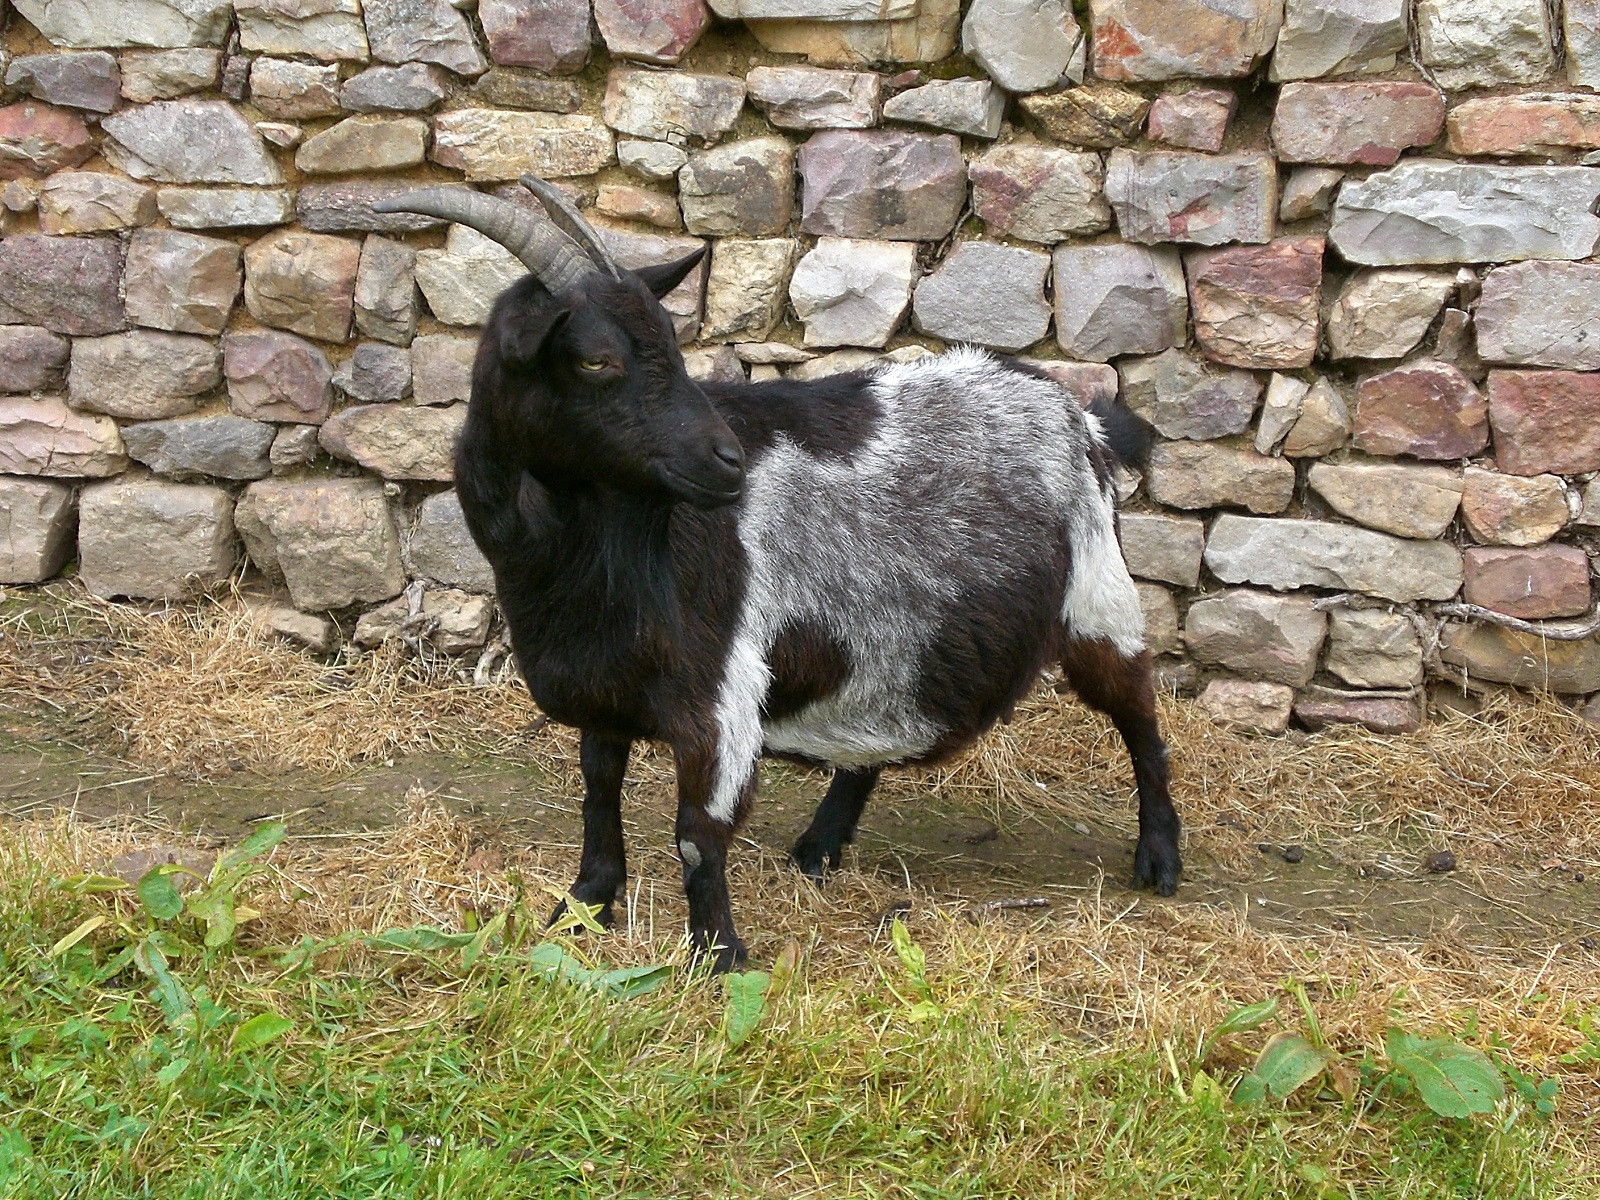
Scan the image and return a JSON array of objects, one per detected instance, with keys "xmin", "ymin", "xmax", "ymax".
[{"xmin": 714, "ymin": 441, "xmax": 744, "ymax": 471}]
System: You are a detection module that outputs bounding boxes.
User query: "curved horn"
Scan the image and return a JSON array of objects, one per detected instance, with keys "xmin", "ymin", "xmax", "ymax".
[
  {"xmin": 370, "ymin": 187, "xmax": 597, "ymax": 291},
  {"xmin": 520, "ymin": 174, "xmax": 621, "ymax": 278}
]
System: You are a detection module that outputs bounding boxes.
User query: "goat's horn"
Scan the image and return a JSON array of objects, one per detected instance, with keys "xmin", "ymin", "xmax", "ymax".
[
  {"xmin": 520, "ymin": 174, "xmax": 621, "ymax": 279},
  {"xmin": 370, "ymin": 187, "xmax": 597, "ymax": 291}
]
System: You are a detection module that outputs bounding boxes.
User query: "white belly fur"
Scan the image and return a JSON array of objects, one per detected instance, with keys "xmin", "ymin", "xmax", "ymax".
[{"xmin": 761, "ymin": 687, "xmax": 939, "ymax": 768}]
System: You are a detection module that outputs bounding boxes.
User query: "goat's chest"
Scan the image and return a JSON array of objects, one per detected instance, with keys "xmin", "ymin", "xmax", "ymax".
[{"xmin": 506, "ymin": 597, "xmax": 675, "ymax": 737}]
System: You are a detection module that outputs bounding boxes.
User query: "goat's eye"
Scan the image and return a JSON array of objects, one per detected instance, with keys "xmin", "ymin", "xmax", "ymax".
[{"xmin": 578, "ymin": 358, "xmax": 610, "ymax": 373}]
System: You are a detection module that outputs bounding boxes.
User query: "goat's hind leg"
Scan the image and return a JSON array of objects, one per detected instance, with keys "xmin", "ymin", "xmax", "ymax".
[
  {"xmin": 789, "ymin": 767, "xmax": 879, "ymax": 882},
  {"xmin": 1059, "ymin": 639, "xmax": 1181, "ymax": 895},
  {"xmin": 550, "ymin": 730, "xmax": 632, "ymax": 928}
]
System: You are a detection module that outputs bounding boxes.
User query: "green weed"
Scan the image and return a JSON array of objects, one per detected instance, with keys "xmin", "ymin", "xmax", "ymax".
[
  {"xmin": 0, "ymin": 830, "xmax": 1592, "ymax": 1199},
  {"xmin": 1201, "ymin": 985, "xmax": 1563, "ymax": 1126}
]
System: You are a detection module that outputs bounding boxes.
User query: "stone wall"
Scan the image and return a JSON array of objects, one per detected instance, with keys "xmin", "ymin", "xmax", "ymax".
[{"xmin": 0, "ymin": 0, "xmax": 1598, "ymax": 733}]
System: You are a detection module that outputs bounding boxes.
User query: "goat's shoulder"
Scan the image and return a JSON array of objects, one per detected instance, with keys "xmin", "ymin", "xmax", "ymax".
[{"xmin": 702, "ymin": 371, "xmax": 882, "ymax": 465}]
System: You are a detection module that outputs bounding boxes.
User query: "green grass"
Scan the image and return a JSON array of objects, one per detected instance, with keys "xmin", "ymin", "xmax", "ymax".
[{"xmin": 2, "ymin": 837, "xmax": 1592, "ymax": 1199}]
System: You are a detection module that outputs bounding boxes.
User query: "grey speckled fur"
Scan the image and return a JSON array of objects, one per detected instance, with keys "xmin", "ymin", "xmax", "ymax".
[{"xmin": 708, "ymin": 346, "xmax": 1145, "ymax": 821}]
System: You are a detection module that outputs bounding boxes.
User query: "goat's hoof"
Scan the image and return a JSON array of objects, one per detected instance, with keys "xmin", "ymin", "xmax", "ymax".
[
  {"xmin": 787, "ymin": 836, "xmax": 837, "ymax": 884},
  {"xmin": 1133, "ymin": 837, "xmax": 1181, "ymax": 898}
]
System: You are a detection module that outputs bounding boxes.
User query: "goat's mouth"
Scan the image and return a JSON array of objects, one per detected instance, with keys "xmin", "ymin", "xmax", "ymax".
[{"xmin": 653, "ymin": 462, "xmax": 744, "ymax": 508}]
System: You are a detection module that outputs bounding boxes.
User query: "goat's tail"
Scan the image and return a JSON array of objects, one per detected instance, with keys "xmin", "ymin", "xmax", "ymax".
[{"xmin": 1087, "ymin": 397, "xmax": 1154, "ymax": 471}]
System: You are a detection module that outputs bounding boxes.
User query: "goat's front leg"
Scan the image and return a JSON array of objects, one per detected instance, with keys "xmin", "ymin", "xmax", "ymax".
[
  {"xmin": 672, "ymin": 737, "xmax": 753, "ymax": 972},
  {"xmin": 550, "ymin": 730, "xmax": 631, "ymax": 928}
]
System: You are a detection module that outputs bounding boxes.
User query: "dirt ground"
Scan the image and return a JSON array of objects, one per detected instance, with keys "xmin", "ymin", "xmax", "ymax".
[{"xmin": 3, "ymin": 708, "xmax": 1594, "ymax": 960}]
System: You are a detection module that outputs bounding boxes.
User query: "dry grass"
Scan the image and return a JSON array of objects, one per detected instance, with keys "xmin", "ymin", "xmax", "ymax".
[
  {"xmin": 3, "ymin": 583, "xmax": 1598, "ymax": 1024},
  {"xmin": 0, "ymin": 585, "xmax": 542, "ymax": 773},
  {"xmin": 12, "ymin": 797, "xmax": 1600, "ymax": 1128},
  {"xmin": 915, "ymin": 682, "xmax": 1600, "ymax": 870}
]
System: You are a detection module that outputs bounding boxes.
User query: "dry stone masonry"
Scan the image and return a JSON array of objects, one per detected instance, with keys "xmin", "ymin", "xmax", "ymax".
[{"xmin": 0, "ymin": 0, "xmax": 1597, "ymax": 730}]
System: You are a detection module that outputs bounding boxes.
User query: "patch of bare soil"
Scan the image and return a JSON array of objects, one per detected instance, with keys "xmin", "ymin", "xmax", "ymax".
[{"xmin": 3, "ymin": 713, "xmax": 1594, "ymax": 962}]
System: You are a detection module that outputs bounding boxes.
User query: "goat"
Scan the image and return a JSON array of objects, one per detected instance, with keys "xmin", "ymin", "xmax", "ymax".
[{"xmin": 375, "ymin": 180, "xmax": 1181, "ymax": 971}]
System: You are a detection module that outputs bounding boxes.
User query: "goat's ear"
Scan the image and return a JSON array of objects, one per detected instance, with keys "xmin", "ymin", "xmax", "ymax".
[
  {"xmin": 494, "ymin": 301, "xmax": 573, "ymax": 367},
  {"xmin": 633, "ymin": 247, "xmax": 707, "ymax": 299}
]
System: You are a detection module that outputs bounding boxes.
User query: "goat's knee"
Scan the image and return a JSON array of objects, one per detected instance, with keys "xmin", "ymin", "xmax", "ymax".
[
  {"xmin": 674, "ymin": 746, "xmax": 751, "ymax": 972},
  {"xmin": 676, "ymin": 824, "xmax": 746, "ymax": 972}
]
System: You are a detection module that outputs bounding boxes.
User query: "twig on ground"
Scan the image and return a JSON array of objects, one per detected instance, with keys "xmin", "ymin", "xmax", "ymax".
[{"xmin": 967, "ymin": 897, "xmax": 1052, "ymax": 923}]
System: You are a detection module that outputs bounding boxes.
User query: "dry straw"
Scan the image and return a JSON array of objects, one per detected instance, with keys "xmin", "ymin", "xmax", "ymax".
[{"xmin": 0, "ymin": 585, "xmax": 542, "ymax": 772}]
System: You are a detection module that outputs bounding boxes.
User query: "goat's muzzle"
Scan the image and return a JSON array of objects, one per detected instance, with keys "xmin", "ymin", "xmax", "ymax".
[{"xmin": 653, "ymin": 430, "xmax": 745, "ymax": 509}]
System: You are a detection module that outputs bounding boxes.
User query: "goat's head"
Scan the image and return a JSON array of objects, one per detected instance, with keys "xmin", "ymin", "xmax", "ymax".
[{"xmin": 373, "ymin": 178, "xmax": 745, "ymax": 509}]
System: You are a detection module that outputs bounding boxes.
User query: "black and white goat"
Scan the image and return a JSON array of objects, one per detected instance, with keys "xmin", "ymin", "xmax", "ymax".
[{"xmin": 376, "ymin": 180, "xmax": 1181, "ymax": 970}]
